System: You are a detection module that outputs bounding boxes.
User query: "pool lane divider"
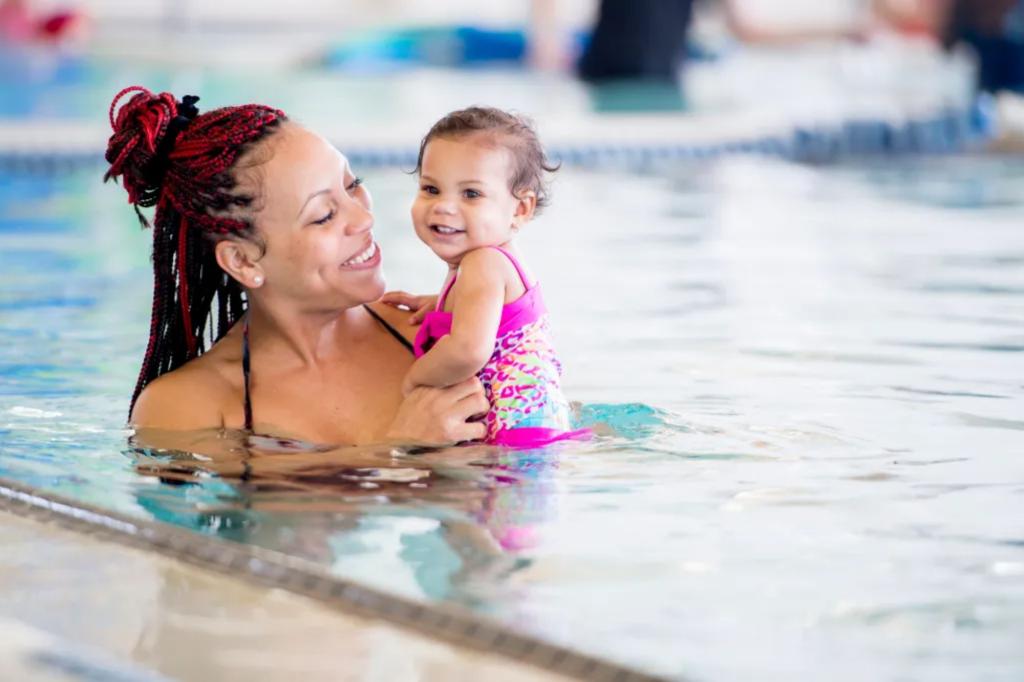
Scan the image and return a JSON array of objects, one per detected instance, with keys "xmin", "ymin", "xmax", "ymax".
[
  {"xmin": 0, "ymin": 101, "xmax": 993, "ymax": 175},
  {"xmin": 0, "ymin": 476, "xmax": 674, "ymax": 682}
]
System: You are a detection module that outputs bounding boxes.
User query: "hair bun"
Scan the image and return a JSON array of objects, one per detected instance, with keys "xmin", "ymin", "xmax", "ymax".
[{"xmin": 104, "ymin": 86, "xmax": 180, "ymax": 211}]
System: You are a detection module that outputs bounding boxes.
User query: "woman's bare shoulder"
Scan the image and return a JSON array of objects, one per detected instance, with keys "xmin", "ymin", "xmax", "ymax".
[
  {"xmin": 364, "ymin": 301, "xmax": 419, "ymax": 345},
  {"xmin": 129, "ymin": 346, "xmax": 241, "ymax": 430}
]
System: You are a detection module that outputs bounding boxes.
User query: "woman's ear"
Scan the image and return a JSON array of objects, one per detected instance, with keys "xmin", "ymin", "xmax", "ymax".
[
  {"xmin": 512, "ymin": 190, "xmax": 537, "ymax": 231},
  {"xmin": 215, "ymin": 239, "xmax": 265, "ymax": 289}
]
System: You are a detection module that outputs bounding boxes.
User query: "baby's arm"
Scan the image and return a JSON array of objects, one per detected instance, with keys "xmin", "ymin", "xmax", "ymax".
[{"xmin": 403, "ymin": 249, "xmax": 506, "ymax": 394}]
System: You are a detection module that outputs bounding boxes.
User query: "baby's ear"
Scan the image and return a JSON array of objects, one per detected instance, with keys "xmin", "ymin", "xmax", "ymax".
[{"xmin": 512, "ymin": 189, "xmax": 537, "ymax": 228}]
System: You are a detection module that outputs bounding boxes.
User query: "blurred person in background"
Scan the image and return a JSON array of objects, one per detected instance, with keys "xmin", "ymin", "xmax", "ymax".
[
  {"xmin": 943, "ymin": 0, "xmax": 1023, "ymax": 93},
  {"xmin": 529, "ymin": 0, "xmax": 873, "ymax": 110},
  {"xmin": 872, "ymin": 0, "xmax": 1024, "ymax": 92},
  {"xmin": 530, "ymin": 0, "xmax": 876, "ymax": 78},
  {"xmin": 574, "ymin": 0, "xmax": 696, "ymax": 83},
  {"xmin": 871, "ymin": 0, "xmax": 1024, "ymax": 148},
  {"xmin": 0, "ymin": 0, "xmax": 87, "ymax": 46}
]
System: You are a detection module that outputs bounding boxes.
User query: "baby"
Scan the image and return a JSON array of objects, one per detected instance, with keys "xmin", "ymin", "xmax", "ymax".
[{"xmin": 385, "ymin": 107, "xmax": 585, "ymax": 447}]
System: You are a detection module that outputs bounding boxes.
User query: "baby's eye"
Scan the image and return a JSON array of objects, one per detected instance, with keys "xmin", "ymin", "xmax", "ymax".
[
  {"xmin": 463, "ymin": 189, "xmax": 481, "ymax": 199},
  {"xmin": 421, "ymin": 184, "xmax": 439, "ymax": 195},
  {"xmin": 312, "ymin": 209, "xmax": 335, "ymax": 225},
  {"xmin": 346, "ymin": 177, "xmax": 364, "ymax": 192}
]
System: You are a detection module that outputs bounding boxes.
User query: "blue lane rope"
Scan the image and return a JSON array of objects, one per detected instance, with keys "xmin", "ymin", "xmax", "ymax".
[{"xmin": 0, "ymin": 101, "xmax": 995, "ymax": 176}]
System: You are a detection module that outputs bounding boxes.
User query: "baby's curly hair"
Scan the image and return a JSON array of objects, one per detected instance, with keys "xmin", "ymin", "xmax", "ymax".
[{"xmin": 414, "ymin": 106, "xmax": 560, "ymax": 213}]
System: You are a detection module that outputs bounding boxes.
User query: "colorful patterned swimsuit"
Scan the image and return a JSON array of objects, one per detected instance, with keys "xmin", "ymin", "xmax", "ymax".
[{"xmin": 413, "ymin": 247, "xmax": 587, "ymax": 448}]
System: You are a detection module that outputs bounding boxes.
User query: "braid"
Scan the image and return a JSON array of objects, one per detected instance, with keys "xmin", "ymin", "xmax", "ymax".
[{"xmin": 104, "ymin": 86, "xmax": 287, "ymax": 414}]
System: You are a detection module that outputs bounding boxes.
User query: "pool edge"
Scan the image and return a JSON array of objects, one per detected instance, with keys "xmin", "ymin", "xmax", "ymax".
[{"xmin": 0, "ymin": 475, "xmax": 674, "ymax": 682}]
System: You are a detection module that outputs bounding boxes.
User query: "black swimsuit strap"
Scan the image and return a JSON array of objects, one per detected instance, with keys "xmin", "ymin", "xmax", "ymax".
[
  {"xmin": 362, "ymin": 304, "xmax": 415, "ymax": 352},
  {"xmin": 242, "ymin": 316, "xmax": 253, "ymax": 431},
  {"xmin": 241, "ymin": 305, "xmax": 413, "ymax": 432}
]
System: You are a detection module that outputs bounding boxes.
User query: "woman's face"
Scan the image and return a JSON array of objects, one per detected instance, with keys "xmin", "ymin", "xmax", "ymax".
[{"xmin": 248, "ymin": 124, "xmax": 383, "ymax": 310}]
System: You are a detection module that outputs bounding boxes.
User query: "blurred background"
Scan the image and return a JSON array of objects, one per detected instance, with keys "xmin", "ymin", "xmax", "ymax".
[
  {"xmin": 3, "ymin": 0, "xmax": 1023, "ymax": 163},
  {"xmin": 3, "ymin": 2, "xmax": 1024, "ymax": 682}
]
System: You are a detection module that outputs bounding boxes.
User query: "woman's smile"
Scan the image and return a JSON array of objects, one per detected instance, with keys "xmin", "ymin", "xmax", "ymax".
[{"xmin": 339, "ymin": 241, "xmax": 380, "ymax": 270}]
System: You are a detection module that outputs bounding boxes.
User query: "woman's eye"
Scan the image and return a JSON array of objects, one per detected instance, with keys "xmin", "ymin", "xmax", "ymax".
[
  {"xmin": 312, "ymin": 209, "xmax": 335, "ymax": 225},
  {"xmin": 463, "ymin": 189, "xmax": 481, "ymax": 199},
  {"xmin": 346, "ymin": 177, "xmax": 364, "ymax": 192}
]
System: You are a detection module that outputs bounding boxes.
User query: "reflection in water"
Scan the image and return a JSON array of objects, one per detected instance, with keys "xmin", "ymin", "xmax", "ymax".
[{"xmin": 128, "ymin": 427, "xmax": 572, "ymax": 601}]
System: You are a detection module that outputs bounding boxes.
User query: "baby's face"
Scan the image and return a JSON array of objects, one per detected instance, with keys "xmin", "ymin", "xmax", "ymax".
[{"xmin": 412, "ymin": 135, "xmax": 525, "ymax": 266}]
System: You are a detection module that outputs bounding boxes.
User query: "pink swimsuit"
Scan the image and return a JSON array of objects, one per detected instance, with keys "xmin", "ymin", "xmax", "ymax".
[{"xmin": 413, "ymin": 247, "xmax": 587, "ymax": 447}]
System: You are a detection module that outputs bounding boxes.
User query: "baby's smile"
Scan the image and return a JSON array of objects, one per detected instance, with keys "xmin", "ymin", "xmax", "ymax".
[{"xmin": 430, "ymin": 223, "xmax": 465, "ymax": 236}]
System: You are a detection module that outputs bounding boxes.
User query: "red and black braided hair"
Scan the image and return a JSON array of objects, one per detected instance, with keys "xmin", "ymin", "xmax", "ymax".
[{"xmin": 104, "ymin": 86, "xmax": 287, "ymax": 413}]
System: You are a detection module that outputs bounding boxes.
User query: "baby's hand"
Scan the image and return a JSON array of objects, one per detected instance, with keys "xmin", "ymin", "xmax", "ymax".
[{"xmin": 380, "ymin": 291, "xmax": 437, "ymax": 325}]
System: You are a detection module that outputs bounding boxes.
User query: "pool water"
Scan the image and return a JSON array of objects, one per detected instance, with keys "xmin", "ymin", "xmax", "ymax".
[{"xmin": 2, "ymin": 153, "xmax": 1023, "ymax": 681}]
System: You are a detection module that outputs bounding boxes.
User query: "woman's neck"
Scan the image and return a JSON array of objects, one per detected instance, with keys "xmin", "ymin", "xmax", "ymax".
[{"xmin": 245, "ymin": 298, "xmax": 363, "ymax": 369}]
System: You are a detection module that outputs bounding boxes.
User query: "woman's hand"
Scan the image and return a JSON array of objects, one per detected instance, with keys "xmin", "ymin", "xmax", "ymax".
[
  {"xmin": 401, "ymin": 373, "xmax": 419, "ymax": 397},
  {"xmin": 380, "ymin": 290, "xmax": 437, "ymax": 325},
  {"xmin": 385, "ymin": 377, "xmax": 489, "ymax": 446}
]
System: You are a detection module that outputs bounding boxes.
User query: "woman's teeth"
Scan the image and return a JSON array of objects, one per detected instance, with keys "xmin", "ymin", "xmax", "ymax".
[{"xmin": 342, "ymin": 242, "xmax": 376, "ymax": 266}]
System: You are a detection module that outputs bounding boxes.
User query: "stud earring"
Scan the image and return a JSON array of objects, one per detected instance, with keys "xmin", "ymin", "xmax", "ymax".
[{"xmin": 253, "ymin": 275, "xmax": 263, "ymax": 286}]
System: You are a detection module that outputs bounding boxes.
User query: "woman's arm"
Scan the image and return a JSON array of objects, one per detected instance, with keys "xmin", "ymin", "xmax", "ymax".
[{"xmin": 402, "ymin": 250, "xmax": 506, "ymax": 393}]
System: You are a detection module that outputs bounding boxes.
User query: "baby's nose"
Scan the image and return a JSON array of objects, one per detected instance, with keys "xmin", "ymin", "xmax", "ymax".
[{"xmin": 432, "ymin": 200, "xmax": 457, "ymax": 215}]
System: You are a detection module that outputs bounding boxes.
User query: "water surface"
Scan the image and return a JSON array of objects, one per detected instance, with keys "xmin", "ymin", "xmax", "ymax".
[{"xmin": 2, "ymin": 154, "xmax": 1023, "ymax": 680}]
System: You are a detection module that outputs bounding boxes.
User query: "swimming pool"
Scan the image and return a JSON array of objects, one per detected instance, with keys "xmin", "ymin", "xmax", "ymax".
[{"xmin": 3, "ymin": 141, "xmax": 1023, "ymax": 679}]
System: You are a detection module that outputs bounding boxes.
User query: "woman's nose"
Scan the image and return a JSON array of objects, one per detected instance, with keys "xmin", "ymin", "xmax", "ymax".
[{"xmin": 341, "ymin": 198, "xmax": 373, "ymax": 235}]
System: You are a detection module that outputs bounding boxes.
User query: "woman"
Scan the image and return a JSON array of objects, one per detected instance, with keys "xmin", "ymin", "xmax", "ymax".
[{"xmin": 105, "ymin": 86, "xmax": 488, "ymax": 448}]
